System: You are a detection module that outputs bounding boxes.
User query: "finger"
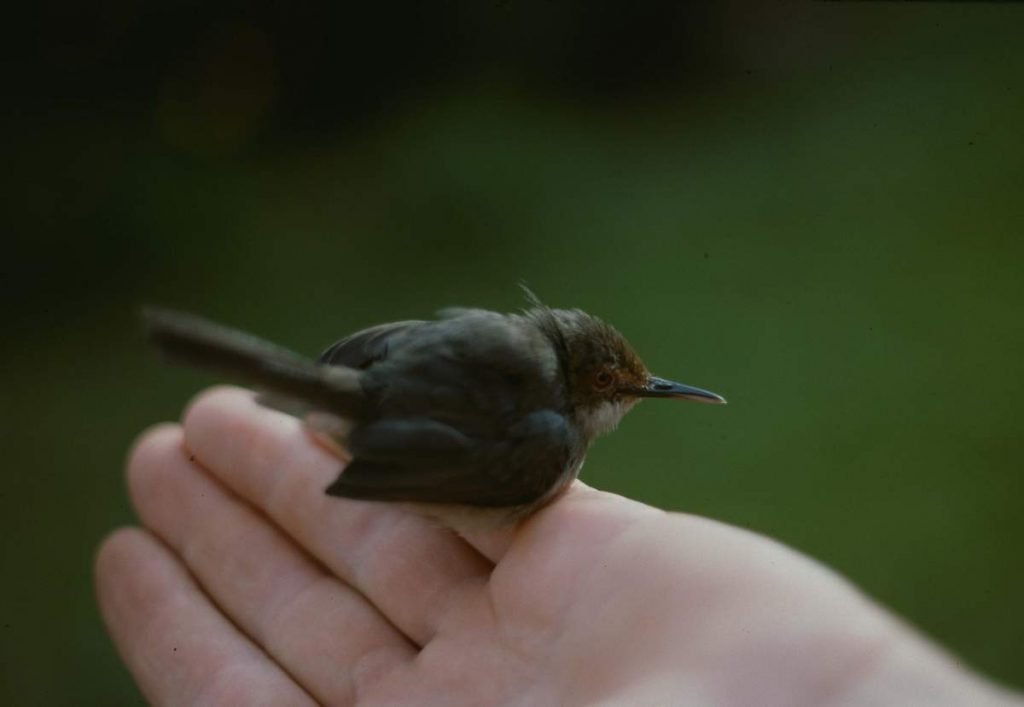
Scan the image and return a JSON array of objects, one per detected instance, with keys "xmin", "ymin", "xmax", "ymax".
[
  {"xmin": 126, "ymin": 424, "xmax": 416, "ymax": 705},
  {"xmin": 454, "ymin": 482, "xmax": 629, "ymax": 563},
  {"xmin": 94, "ymin": 527, "xmax": 316, "ymax": 707},
  {"xmin": 503, "ymin": 482, "xmax": 666, "ymax": 578},
  {"xmin": 181, "ymin": 386, "xmax": 492, "ymax": 646}
]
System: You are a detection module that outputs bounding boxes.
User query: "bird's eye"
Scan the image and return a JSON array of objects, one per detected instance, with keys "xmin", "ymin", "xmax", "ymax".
[{"xmin": 592, "ymin": 370, "xmax": 614, "ymax": 391}]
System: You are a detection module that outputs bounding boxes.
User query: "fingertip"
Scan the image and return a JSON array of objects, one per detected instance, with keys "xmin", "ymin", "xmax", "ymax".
[
  {"xmin": 125, "ymin": 423, "xmax": 186, "ymax": 508},
  {"xmin": 182, "ymin": 384, "xmax": 255, "ymax": 432},
  {"xmin": 94, "ymin": 527, "xmax": 163, "ymax": 621},
  {"xmin": 181, "ymin": 384, "xmax": 316, "ymax": 501},
  {"xmin": 182, "ymin": 385, "xmax": 300, "ymax": 464},
  {"xmin": 94, "ymin": 526, "xmax": 148, "ymax": 582},
  {"xmin": 125, "ymin": 422, "xmax": 181, "ymax": 470}
]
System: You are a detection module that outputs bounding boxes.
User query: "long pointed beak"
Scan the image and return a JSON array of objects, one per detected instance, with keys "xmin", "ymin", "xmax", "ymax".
[{"xmin": 636, "ymin": 376, "xmax": 727, "ymax": 404}]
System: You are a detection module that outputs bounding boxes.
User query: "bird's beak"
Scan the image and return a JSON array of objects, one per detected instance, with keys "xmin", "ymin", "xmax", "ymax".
[{"xmin": 635, "ymin": 376, "xmax": 727, "ymax": 404}]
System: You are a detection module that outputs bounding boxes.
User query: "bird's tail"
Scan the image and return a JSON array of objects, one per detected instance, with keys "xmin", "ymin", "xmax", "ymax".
[{"xmin": 142, "ymin": 308, "xmax": 368, "ymax": 416}]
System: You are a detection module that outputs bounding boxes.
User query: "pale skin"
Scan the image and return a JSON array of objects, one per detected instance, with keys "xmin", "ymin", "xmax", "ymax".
[{"xmin": 95, "ymin": 386, "xmax": 1021, "ymax": 706}]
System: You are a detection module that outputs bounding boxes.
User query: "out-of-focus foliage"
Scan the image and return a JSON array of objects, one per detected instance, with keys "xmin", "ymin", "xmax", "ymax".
[{"xmin": 2, "ymin": 3, "xmax": 1022, "ymax": 703}]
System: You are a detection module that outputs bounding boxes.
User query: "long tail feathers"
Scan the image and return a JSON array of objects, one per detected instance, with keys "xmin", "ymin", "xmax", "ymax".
[{"xmin": 142, "ymin": 308, "xmax": 368, "ymax": 416}]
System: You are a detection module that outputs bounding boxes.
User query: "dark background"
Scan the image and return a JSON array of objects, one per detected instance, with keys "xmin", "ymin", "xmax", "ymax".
[{"xmin": 3, "ymin": 2, "xmax": 1022, "ymax": 703}]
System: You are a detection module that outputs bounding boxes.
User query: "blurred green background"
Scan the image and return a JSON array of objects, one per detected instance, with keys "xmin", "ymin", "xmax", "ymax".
[{"xmin": 3, "ymin": 2, "xmax": 1022, "ymax": 703}]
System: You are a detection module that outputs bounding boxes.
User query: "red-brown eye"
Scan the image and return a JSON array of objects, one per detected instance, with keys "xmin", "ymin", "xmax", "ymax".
[{"xmin": 592, "ymin": 370, "xmax": 614, "ymax": 390}]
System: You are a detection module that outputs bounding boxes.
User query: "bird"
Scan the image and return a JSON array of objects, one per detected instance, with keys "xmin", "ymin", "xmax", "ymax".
[{"xmin": 143, "ymin": 292, "xmax": 725, "ymax": 525}]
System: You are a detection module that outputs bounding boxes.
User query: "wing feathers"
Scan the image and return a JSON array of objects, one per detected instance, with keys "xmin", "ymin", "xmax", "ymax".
[{"xmin": 319, "ymin": 320, "xmax": 425, "ymax": 368}]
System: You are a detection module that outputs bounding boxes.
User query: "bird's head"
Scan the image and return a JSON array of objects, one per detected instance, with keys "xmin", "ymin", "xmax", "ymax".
[{"xmin": 528, "ymin": 307, "xmax": 725, "ymax": 444}]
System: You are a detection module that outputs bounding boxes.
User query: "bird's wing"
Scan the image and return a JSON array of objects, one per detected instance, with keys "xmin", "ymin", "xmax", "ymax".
[
  {"xmin": 318, "ymin": 320, "xmax": 427, "ymax": 368},
  {"xmin": 326, "ymin": 410, "xmax": 575, "ymax": 507},
  {"xmin": 258, "ymin": 320, "xmax": 425, "ymax": 416}
]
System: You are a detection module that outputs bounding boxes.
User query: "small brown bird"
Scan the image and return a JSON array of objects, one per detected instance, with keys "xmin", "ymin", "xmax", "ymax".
[{"xmin": 144, "ymin": 293, "xmax": 725, "ymax": 525}]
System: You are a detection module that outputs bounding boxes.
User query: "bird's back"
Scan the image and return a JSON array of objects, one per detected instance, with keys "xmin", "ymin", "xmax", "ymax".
[{"xmin": 352, "ymin": 309, "xmax": 564, "ymax": 431}]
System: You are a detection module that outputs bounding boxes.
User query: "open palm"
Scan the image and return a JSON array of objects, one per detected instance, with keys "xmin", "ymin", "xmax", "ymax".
[{"xmin": 96, "ymin": 387, "xmax": 1013, "ymax": 706}]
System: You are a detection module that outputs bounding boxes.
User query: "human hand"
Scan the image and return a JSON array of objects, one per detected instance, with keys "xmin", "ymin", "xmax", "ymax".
[{"xmin": 96, "ymin": 387, "xmax": 1019, "ymax": 706}]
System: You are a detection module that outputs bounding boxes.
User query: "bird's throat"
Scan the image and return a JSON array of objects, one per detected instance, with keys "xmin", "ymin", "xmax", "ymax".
[{"xmin": 575, "ymin": 399, "xmax": 635, "ymax": 443}]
